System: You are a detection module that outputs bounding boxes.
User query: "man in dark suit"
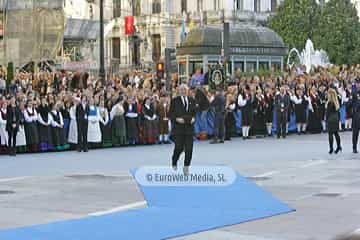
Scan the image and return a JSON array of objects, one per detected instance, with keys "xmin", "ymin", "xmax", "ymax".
[
  {"xmin": 169, "ymin": 84, "xmax": 196, "ymax": 175},
  {"xmin": 76, "ymin": 95, "xmax": 89, "ymax": 152},
  {"xmin": 275, "ymin": 86, "xmax": 290, "ymax": 139},
  {"xmin": 6, "ymin": 96, "xmax": 21, "ymax": 156},
  {"xmin": 351, "ymin": 81, "xmax": 360, "ymax": 153}
]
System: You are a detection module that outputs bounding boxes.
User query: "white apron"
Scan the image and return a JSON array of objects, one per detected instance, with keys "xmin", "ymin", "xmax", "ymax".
[
  {"xmin": 87, "ymin": 106, "xmax": 101, "ymax": 143},
  {"xmin": 0, "ymin": 110, "xmax": 8, "ymax": 146},
  {"xmin": 68, "ymin": 106, "xmax": 78, "ymax": 144},
  {"xmin": 16, "ymin": 125, "xmax": 26, "ymax": 147}
]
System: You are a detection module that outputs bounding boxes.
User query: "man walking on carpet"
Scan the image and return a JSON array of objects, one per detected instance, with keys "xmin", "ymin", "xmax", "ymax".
[{"xmin": 169, "ymin": 84, "xmax": 196, "ymax": 175}]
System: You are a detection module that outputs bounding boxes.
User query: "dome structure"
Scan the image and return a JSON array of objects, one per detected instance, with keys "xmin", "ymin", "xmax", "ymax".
[{"xmin": 177, "ymin": 25, "xmax": 287, "ymax": 56}]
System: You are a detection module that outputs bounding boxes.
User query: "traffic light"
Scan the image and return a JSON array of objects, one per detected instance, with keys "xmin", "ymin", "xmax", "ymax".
[{"xmin": 156, "ymin": 62, "xmax": 165, "ymax": 79}]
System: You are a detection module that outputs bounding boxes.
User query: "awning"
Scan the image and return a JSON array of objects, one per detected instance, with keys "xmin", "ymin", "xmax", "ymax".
[{"xmin": 64, "ymin": 18, "xmax": 101, "ymax": 41}]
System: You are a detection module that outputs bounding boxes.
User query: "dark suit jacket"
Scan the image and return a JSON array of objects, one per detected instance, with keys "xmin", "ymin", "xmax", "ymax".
[
  {"xmin": 6, "ymin": 106, "xmax": 21, "ymax": 132},
  {"xmin": 352, "ymin": 89, "xmax": 360, "ymax": 129},
  {"xmin": 211, "ymin": 94, "xmax": 226, "ymax": 114},
  {"xmin": 275, "ymin": 94, "xmax": 290, "ymax": 114},
  {"xmin": 76, "ymin": 104, "xmax": 90, "ymax": 124},
  {"xmin": 169, "ymin": 96, "xmax": 196, "ymax": 136}
]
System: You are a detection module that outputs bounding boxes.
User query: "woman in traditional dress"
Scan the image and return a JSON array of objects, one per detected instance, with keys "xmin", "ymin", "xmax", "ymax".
[
  {"xmin": 326, "ymin": 88, "xmax": 342, "ymax": 154},
  {"xmin": 142, "ymin": 97, "xmax": 158, "ymax": 144},
  {"xmin": 137, "ymin": 92, "xmax": 145, "ymax": 144},
  {"xmin": 344, "ymin": 85, "xmax": 353, "ymax": 131},
  {"xmin": 318, "ymin": 85, "xmax": 327, "ymax": 132},
  {"xmin": 101, "ymin": 100, "xmax": 113, "ymax": 147},
  {"xmin": 224, "ymin": 93, "xmax": 236, "ymax": 141},
  {"xmin": 49, "ymin": 102, "xmax": 68, "ymax": 151},
  {"xmin": 24, "ymin": 100, "xmax": 39, "ymax": 152},
  {"xmin": 87, "ymin": 98, "xmax": 102, "ymax": 148},
  {"xmin": 252, "ymin": 88, "xmax": 267, "ymax": 137},
  {"xmin": 290, "ymin": 87, "xmax": 309, "ymax": 134},
  {"xmin": 156, "ymin": 94, "xmax": 170, "ymax": 144},
  {"xmin": 61, "ymin": 100, "xmax": 71, "ymax": 138},
  {"xmin": 37, "ymin": 97, "xmax": 53, "ymax": 151},
  {"xmin": 16, "ymin": 101, "xmax": 27, "ymax": 153},
  {"xmin": 124, "ymin": 96, "xmax": 139, "ymax": 145},
  {"xmin": 99, "ymin": 99, "xmax": 112, "ymax": 147},
  {"xmin": 111, "ymin": 97, "xmax": 127, "ymax": 146},
  {"xmin": 68, "ymin": 96, "xmax": 79, "ymax": 147},
  {"xmin": 307, "ymin": 86, "xmax": 322, "ymax": 134},
  {"xmin": 0, "ymin": 100, "xmax": 8, "ymax": 154},
  {"xmin": 264, "ymin": 87, "xmax": 274, "ymax": 137},
  {"xmin": 238, "ymin": 85, "xmax": 255, "ymax": 139}
]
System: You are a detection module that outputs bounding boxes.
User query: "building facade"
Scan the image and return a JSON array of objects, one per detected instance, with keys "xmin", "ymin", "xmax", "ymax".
[{"xmin": 106, "ymin": 0, "xmax": 285, "ymax": 73}]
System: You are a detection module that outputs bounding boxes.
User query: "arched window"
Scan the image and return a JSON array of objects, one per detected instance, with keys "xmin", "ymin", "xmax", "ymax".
[
  {"xmin": 254, "ymin": 0, "xmax": 261, "ymax": 12},
  {"xmin": 152, "ymin": 0, "xmax": 161, "ymax": 14},
  {"xmin": 236, "ymin": 0, "xmax": 243, "ymax": 11},
  {"xmin": 181, "ymin": 0, "xmax": 187, "ymax": 14},
  {"xmin": 271, "ymin": 0, "xmax": 277, "ymax": 12}
]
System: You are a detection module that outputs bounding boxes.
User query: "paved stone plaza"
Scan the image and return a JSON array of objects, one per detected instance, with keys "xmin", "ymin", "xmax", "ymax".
[{"xmin": 0, "ymin": 132, "xmax": 359, "ymax": 240}]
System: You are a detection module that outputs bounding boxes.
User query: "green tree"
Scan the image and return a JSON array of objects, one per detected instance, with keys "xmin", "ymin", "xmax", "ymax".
[
  {"xmin": 268, "ymin": 0, "xmax": 321, "ymax": 51},
  {"xmin": 315, "ymin": 0, "xmax": 360, "ymax": 64}
]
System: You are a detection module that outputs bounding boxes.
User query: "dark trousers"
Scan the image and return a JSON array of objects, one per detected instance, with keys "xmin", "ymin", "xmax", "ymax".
[
  {"xmin": 77, "ymin": 120, "xmax": 88, "ymax": 151},
  {"xmin": 172, "ymin": 134, "xmax": 193, "ymax": 167},
  {"xmin": 214, "ymin": 114, "xmax": 225, "ymax": 140},
  {"xmin": 276, "ymin": 112, "xmax": 287, "ymax": 137},
  {"xmin": 8, "ymin": 129, "xmax": 18, "ymax": 151},
  {"xmin": 328, "ymin": 131, "xmax": 341, "ymax": 150},
  {"xmin": 7, "ymin": 129, "xmax": 17, "ymax": 153},
  {"xmin": 353, "ymin": 128, "xmax": 359, "ymax": 151}
]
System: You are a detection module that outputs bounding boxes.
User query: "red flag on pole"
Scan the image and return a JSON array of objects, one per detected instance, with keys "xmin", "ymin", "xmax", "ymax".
[{"xmin": 124, "ymin": 16, "xmax": 134, "ymax": 35}]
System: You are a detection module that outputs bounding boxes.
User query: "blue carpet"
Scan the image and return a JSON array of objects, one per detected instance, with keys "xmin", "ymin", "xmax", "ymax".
[{"xmin": 0, "ymin": 169, "xmax": 294, "ymax": 240}]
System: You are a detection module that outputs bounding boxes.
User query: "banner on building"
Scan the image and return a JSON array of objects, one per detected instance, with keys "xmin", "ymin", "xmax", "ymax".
[
  {"xmin": 165, "ymin": 48, "xmax": 176, "ymax": 92},
  {"xmin": 63, "ymin": 61, "xmax": 98, "ymax": 71},
  {"xmin": 209, "ymin": 65, "xmax": 226, "ymax": 91},
  {"xmin": 124, "ymin": 16, "xmax": 134, "ymax": 35}
]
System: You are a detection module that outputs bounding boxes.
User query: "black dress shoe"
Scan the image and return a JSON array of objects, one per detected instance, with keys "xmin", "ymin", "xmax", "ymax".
[
  {"xmin": 335, "ymin": 147, "xmax": 342, "ymax": 154},
  {"xmin": 329, "ymin": 149, "xmax": 334, "ymax": 154},
  {"xmin": 353, "ymin": 149, "xmax": 358, "ymax": 154},
  {"xmin": 219, "ymin": 140, "xmax": 224, "ymax": 143}
]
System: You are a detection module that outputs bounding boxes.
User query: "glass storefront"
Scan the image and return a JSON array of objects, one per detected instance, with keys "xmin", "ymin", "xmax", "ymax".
[{"xmin": 246, "ymin": 62, "xmax": 256, "ymax": 72}]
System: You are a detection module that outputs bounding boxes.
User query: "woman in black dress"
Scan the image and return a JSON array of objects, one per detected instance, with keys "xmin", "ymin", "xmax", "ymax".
[
  {"xmin": 124, "ymin": 96, "xmax": 139, "ymax": 145},
  {"xmin": 37, "ymin": 97, "xmax": 53, "ymax": 151},
  {"xmin": 238, "ymin": 85, "xmax": 255, "ymax": 139},
  {"xmin": 264, "ymin": 87, "xmax": 274, "ymax": 137},
  {"xmin": 326, "ymin": 88, "xmax": 342, "ymax": 154},
  {"xmin": 291, "ymin": 87, "xmax": 308, "ymax": 134},
  {"xmin": 142, "ymin": 97, "xmax": 158, "ymax": 144},
  {"xmin": 252, "ymin": 89, "xmax": 266, "ymax": 137},
  {"xmin": 224, "ymin": 93, "xmax": 236, "ymax": 140},
  {"xmin": 24, "ymin": 100, "xmax": 39, "ymax": 152},
  {"xmin": 99, "ymin": 99, "xmax": 112, "ymax": 147},
  {"xmin": 318, "ymin": 85, "xmax": 327, "ymax": 132},
  {"xmin": 307, "ymin": 86, "xmax": 322, "ymax": 134}
]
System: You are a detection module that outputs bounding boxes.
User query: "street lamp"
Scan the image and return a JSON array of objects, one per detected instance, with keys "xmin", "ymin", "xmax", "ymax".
[{"xmin": 99, "ymin": 0, "xmax": 106, "ymax": 83}]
